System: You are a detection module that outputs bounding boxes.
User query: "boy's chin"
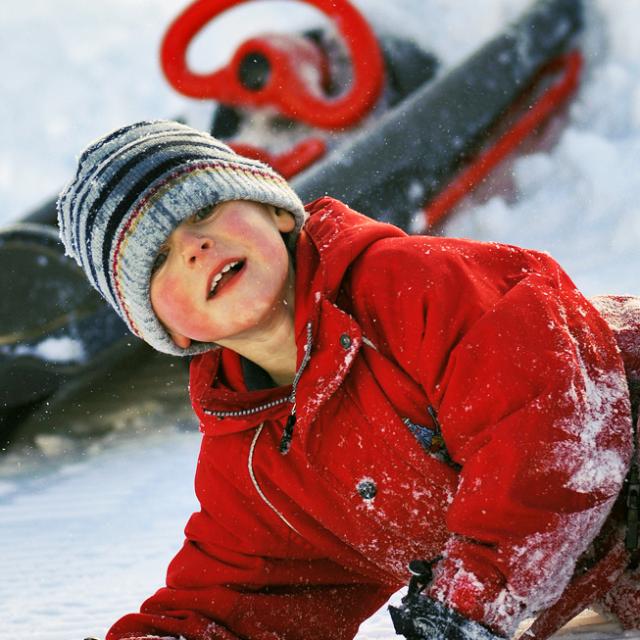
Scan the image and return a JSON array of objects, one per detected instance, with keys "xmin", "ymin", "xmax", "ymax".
[{"xmin": 170, "ymin": 332, "xmax": 193, "ymax": 349}]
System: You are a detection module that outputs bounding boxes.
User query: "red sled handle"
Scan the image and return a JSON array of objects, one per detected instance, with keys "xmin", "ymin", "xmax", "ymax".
[
  {"xmin": 160, "ymin": 0, "xmax": 385, "ymax": 130},
  {"xmin": 229, "ymin": 138, "xmax": 327, "ymax": 179},
  {"xmin": 423, "ymin": 49, "xmax": 583, "ymax": 231},
  {"xmin": 521, "ymin": 535, "xmax": 630, "ymax": 640}
]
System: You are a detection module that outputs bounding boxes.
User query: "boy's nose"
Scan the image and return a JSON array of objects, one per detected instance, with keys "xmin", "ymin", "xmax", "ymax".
[{"xmin": 176, "ymin": 229, "xmax": 212, "ymax": 265}]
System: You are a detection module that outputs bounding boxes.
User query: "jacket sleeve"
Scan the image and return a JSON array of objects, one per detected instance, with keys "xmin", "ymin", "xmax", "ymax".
[
  {"xmin": 107, "ymin": 435, "xmax": 390, "ymax": 640},
  {"xmin": 348, "ymin": 237, "xmax": 633, "ymax": 637}
]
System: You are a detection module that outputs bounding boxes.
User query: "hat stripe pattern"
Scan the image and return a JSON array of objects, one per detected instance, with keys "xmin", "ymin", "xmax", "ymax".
[
  {"xmin": 57, "ymin": 120, "xmax": 307, "ymax": 356},
  {"xmin": 65, "ymin": 126, "xmax": 198, "ymax": 235},
  {"xmin": 71, "ymin": 135, "xmax": 214, "ymax": 287},
  {"xmin": 64, "ymin": 126, "xmax": 231, "ymax": 270},
  {"xmin": 98, "ymin": 150, "xmax": 211, "ymax": 306}
]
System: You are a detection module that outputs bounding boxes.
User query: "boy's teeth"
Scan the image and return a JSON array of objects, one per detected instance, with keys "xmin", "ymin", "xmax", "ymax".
[
  {"xmin": 221, "ymin": 261, "xmax": 238, "ymax": 274},
  {"xmin": 210, "ymin": 261, "xmax": 240, "ymax": 295}
]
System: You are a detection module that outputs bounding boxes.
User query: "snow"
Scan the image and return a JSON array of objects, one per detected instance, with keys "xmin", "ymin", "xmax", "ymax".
[
  {"xmin": 0, "ymin": 428, "xmax": 200, "ymax": 640},
  {"xmin": 2, "ymin": 0, "xmax": 640, "ymax": 639},
  {"xmin": 0, "ymin": 335, "xmax": 86, "ymax": 363},
  {"xmin": 443, "ymin": 2, "xmax": 640, "ymax": 298}
]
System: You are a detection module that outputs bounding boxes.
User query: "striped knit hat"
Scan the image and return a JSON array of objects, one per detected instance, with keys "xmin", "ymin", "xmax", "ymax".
[{"xmin": 57, "ymin": 120, "xmax": 307, "ymax": 356}]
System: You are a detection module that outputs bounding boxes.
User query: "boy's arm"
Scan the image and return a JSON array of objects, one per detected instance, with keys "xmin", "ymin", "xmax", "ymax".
[
  {"xmin": 349, "ymin": 237, "xmax": 633, "ymax": 637},
  {"xmin": 108, "ymin": 568, "xmax": 388, "ymax": 640},
  {"xmin": 106, "ymin": 436, "xmax": 391, "ymax": 640}
]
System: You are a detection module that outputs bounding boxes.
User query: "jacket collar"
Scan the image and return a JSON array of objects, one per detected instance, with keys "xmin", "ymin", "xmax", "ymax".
[{"xmin": 190, "ymin": 197, "xmax": 406, "ymax": 436}]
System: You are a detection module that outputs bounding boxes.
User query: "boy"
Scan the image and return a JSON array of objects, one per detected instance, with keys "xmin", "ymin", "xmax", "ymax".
[{"xmin": 58, "ymin": 120, "xmax": 639, "ymax": 640}]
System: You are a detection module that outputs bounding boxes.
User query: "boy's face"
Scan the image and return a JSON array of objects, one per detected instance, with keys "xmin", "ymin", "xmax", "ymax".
[{"xmin": 150, "ymin": 200, "xmax": 296, "ymax": 350}]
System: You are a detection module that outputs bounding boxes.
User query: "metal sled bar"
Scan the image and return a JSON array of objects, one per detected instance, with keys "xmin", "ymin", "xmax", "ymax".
[
  {"xmin": 292, "ymin": 0, "xmax": 584, "ymax": 231},
  {"xmin": 423, "ymin": 50, "xmax": 583, "ymax": 230}
]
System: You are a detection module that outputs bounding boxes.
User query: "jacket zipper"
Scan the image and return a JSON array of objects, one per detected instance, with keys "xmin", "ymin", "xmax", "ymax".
[
  {"xmin": 248, "ymin": 422, "xmax": 302, "ymax": 536},
  {"xmin": 203, "ymin": 395, "xmax": 291, "ymax": 418},
  {"xmin": 278, "ymin": 323, "xmax": 313, "ymax": 454},
  {"xmin": 245, "ymin": 323, "xmax": 311, "ymax": 535},
  {"xmin": 232, "ymin": 324, "xmax": 374, "ymax": 536},
  {"xmin": 204, "ymin": 323, "xmax": 313, "ymax": 453}
]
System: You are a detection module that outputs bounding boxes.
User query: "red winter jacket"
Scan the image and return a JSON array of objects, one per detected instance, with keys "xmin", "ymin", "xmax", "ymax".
[{"xmin": 108, "ymin": 197, "xmax": 633, "ymax": 640}]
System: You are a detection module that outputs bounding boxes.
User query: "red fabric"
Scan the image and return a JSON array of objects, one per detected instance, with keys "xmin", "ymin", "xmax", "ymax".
[
  {"xmin": 600, "ymin": 563, "xmax": 640, "ymax": 629},
  {"xmin": 107, "ymin": 197, "xmax": 634, "ymax": 640},
  {"xmin": 589, "ymin": 296, "xmax": 640, "ymax": 632}
]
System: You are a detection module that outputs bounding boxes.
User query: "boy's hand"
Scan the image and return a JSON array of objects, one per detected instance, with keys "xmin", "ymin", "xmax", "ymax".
[{"xmin": 389, "ymin": 596, "xmax": 505, "ymax": 640}]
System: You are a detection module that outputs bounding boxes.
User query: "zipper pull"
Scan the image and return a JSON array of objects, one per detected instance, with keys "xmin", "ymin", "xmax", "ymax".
[
  {"xmin": 278, "ymin": 322, "xmax": 312, "ymax": 456},
  {"xmin": 279, "ymin": 405, "xmax": 296, "ymax": 455}
]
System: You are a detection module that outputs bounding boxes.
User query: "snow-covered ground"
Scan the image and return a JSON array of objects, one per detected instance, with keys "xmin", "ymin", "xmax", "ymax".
[{"xmin": 2, "ymin": 0, "xmax": 640, "ymax": 638}]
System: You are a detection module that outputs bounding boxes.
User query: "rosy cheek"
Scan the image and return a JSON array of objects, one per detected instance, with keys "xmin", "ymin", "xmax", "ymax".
[
  {"xmin": 151, "ymin": 275, "xmax": 181, "ymax": 326},
  {"xmin": 222, "ymin": 216, "xmax": 284, "ymax": 263},
  {"xmin": 220, "ymin": 215, "xmax": 254, "ymax": 241},
  {"xmin": 151, "ymin": 274, "xmax": 208, "ymax": 339}
]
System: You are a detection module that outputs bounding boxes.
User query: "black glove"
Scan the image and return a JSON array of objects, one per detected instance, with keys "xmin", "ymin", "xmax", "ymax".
[
  {"xmin": 388, "ymin": 560, "xmax": 504, "ymax": 640},
  {"xmin": 389, "ymin": 596, "xmax": 504, "ymax": 640}
]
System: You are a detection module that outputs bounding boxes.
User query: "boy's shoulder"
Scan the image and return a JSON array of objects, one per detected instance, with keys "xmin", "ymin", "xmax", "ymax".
[
  {"xmin": 348, "ymin": 230, "xmax": 557, "ymax": 289},
  {"xmin": 303, "ymin": 196, "xmax": 405, "ymax": 243},
  {"xmin": 301, "ymin": 196, "xmax": 566, "ymax": 312},
  {"xmin": 302, "ymin": 196, "xmax": 497, "ymax": 273},
  {"xmin": 304, "ymin": 195, "xmax": 554, "ymax": 273}
]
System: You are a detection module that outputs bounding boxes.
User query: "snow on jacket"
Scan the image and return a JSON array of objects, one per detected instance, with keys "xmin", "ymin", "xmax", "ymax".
[{"xmin": 108, "ymin": 197, "xmax": 633, "ymax": 640}]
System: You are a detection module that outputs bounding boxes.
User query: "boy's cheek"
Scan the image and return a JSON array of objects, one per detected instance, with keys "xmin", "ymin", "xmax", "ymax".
[
  {"xmin": 152, "ymin": 275, "xmax": 202, "ymax": 338},
  {"xmin": 222, "ymin": 216, "xmax": 284, "ymax": 262}
]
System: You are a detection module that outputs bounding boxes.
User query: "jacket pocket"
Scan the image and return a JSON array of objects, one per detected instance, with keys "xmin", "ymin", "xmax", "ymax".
[{"xmin": 307, "ymin": 372, "xmax": 457, "ymax": 561}]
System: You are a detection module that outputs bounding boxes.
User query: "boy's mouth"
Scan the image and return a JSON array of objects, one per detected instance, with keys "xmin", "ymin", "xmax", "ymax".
[{"xmin": 207, "ymin": 259, "xmax": 246, "ymax": 299}]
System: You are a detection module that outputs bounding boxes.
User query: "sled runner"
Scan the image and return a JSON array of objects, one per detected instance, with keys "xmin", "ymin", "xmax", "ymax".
[
  {"xmin": 1, "ymin": 0, "xmax": 585, "ymax": 437},
  {"xmin": 0, "ymin": 225, "xmax": 149, "ymax": 441}
]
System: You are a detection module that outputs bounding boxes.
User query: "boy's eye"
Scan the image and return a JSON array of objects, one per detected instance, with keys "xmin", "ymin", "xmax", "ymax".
[
  {"xmin": 151, "ymin": 249, "xmax": 168, "ymax": 275},
  {"xmin": 191, "ymin": 205, "xmax": 216, "ymax": 222}
]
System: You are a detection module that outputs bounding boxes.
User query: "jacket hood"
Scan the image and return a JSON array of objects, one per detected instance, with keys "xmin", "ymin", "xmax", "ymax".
[
  {"xmin": 296, "ymin": 196, "xmax": 406, "ymax": 305},
  {"xmin": 190, "ymin": 197, "xmax": 406, "ymax": 433}
]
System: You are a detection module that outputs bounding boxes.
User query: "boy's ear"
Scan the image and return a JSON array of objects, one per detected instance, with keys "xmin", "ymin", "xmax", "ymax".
[
  {"xmin": 274, "ymin": 207, "xmax": 296, "ymax": 233},
  {"xmin": 168, "ymin": 330, "xmax": 192, "ymax": 350}
]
